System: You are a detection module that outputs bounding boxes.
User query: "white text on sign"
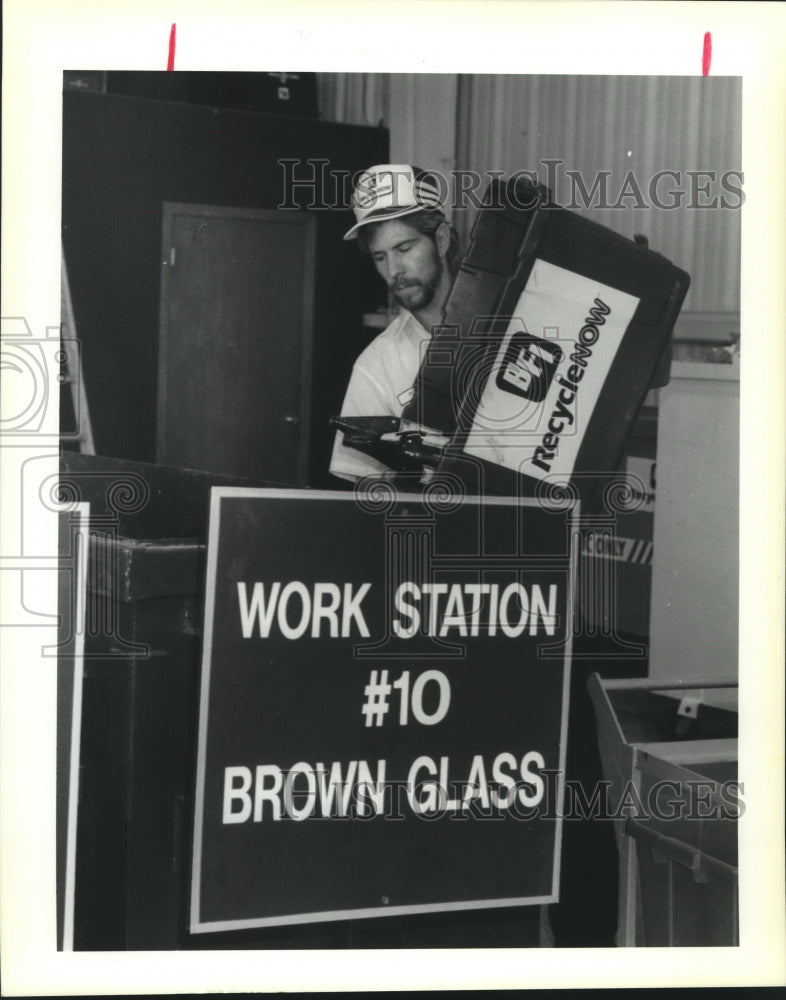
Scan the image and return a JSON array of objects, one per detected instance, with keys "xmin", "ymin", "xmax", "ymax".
[
  {"xmin": 221, "ymin": 751, "xmax": 547, "ymax": 823},
  {"xmin": 236, "ymin": 581, "xmax": 560, "ymax": 639},
  {"xmin": 362, "ymin": 669, "xmax": 451, "ymax": 727}
]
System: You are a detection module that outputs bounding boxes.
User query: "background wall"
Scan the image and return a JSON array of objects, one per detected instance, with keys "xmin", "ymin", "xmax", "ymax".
[{"xmin": 317, "ymin": 72, "xmax": 742, "ymax": 320}]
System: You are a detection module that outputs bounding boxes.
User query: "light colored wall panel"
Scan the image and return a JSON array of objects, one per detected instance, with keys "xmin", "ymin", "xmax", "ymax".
[{"xmin": 457, "ymin": 75, "xmax": 742, "ymax": 313}]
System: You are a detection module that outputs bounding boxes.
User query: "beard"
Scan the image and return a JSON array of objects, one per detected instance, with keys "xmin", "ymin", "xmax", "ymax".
[{"xmin": 390, "ymin": 248, "xmax": 444, "ymax": 312}]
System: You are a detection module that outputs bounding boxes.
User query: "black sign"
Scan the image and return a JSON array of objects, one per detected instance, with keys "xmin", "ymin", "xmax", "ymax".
[{"xmin": 191, "ymin": 487, "xmax": 575, "ymax": 932}]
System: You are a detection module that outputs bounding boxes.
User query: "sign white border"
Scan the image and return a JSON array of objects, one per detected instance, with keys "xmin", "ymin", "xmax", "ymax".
[
  {"xmin": 190, "ymin": 487, "xmax": 575, "ymax": 933},
  {"xmin": 59, "ymin": 502, "xmax": 90, "ymax": 952}
]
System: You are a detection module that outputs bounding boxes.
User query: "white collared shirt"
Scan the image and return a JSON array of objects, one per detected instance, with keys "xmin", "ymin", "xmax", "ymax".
[{"xmin": 329, "ymin": 309, "xmax": 430, "ymax": 482}]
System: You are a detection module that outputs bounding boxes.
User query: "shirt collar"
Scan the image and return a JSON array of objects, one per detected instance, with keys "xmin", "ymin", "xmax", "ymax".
[{"xmin": 398, "ymin": 308, "xmax": 431, "ymax": 339}]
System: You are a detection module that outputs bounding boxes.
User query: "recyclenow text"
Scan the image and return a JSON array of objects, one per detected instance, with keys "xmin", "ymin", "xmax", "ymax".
[
  {"xmin": 277, "ymin": 160, "xmax": 745, "ymax": 212},
  {"xmin": 222, "ymin": 764, "xmax": 744, "ymax": 824}
]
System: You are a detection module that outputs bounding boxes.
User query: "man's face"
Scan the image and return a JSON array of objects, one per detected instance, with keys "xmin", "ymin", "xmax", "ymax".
[{"xmin": 365, "ymin": 219, "xmax": 445, "ymax": 312}]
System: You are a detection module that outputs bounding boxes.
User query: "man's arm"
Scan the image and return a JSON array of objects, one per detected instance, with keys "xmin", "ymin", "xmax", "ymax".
[{"xmin": 329, "ymin": 363, "xmax": 398, "ymax": 482}]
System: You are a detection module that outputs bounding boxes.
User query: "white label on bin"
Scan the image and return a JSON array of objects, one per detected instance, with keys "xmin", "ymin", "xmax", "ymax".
[{"xmin": 463, "ymin": 259, "xmax": 640, "ymax": 480}]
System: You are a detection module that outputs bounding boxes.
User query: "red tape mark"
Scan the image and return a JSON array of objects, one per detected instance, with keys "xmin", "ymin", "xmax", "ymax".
[
  {"xmin": 702, "ymin": 31, "xmax": 712, "ymax": 76},
  {"xmin": 167, "ymin": 23, "xmax": 177, "ymax": 71}
]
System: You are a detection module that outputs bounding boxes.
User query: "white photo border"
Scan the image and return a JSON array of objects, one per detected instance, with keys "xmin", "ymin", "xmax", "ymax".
[{"xmin": 1, "ymin": 0, "xmax": 784, "ymax": 993}]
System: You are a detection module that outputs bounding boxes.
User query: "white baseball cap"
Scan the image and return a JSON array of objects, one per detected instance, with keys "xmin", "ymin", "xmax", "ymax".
[{"xmin": 343, "ymin": 163, "xmax": 444, "ymax": 240}]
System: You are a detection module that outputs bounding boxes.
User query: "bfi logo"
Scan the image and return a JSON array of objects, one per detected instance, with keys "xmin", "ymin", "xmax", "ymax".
[{"xmin": 496, "ymin": 333, "xmax": 563, "ymax": 402}]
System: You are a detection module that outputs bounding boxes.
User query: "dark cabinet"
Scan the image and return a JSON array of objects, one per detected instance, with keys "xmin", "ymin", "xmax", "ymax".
[{"xmin": 157, "ymin": 203, "xmax": 316, "ymax": 484}]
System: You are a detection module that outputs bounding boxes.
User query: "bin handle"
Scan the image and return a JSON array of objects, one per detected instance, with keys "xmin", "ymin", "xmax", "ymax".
[{"xmin": 624, "ymin": 818, "xmax": 737, "ymax": 883}]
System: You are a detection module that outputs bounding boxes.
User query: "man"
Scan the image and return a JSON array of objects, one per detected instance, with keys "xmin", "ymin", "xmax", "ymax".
[{"xmin": 329, "ymin": 164, "xmax": 459, "ymax": 482}]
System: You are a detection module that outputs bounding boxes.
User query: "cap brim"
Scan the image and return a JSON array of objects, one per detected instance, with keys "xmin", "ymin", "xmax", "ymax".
[{"xmin": 342, "ymin": 204, "xmax": 427, "ymax": 241}]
